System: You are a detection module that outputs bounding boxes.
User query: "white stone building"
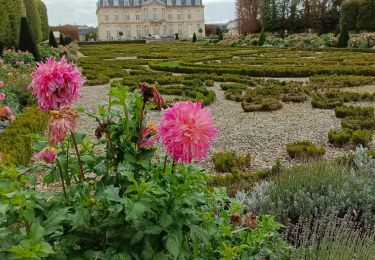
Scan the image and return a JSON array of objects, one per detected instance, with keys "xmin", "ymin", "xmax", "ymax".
[{"xmin": 96, "ymin": 0, "xmax": 205, "ymax": 40}]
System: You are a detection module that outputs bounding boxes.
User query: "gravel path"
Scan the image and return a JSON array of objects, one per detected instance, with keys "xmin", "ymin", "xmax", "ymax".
[{"xmin": 76, "ymin": 81, "xmax": 349, "ymax": 171}]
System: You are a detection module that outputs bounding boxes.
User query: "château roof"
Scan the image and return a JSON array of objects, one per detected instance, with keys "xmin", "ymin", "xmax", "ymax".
[{"xmin": 97, "ymin": 0, "xmax": 202, "ymax": 8}]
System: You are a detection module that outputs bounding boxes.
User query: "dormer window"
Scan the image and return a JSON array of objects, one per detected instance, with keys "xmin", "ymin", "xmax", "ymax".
[
  {"xmin": 176, "ymin": 0, "xmax": 181, "ymax": 5},
  {"xmin": 113, "ymin": 0, "xmax": 119, "ymax": 6},
  {"xmin": 124, "ymin": 0, "xmax": 129, "ymax": 6},
  {"xmin": 103, "ymin": 0, "xmax": 109, "ymax": 6},
  {"xmin": 134, "ymin": 0, "xmax": 139, "ymax": 5}
]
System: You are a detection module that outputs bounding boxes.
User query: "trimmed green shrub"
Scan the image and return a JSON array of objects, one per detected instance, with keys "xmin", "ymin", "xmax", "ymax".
[
  {"xmin": 19, "ymin": 17, "xmax": 41, "ymax": 61},
  {"xmin": 0, "ymin": 107, "xmax": 48, "ymax": 165},
  {"xmin": 220, "ymin": 83, "xmax": 247, "ymax": 91},
  {"xmin": 328, "ymin": 129, "xmax": 352, "ymax": 147},
  {"xmin": 212, "ymin": 150, "xmax": 251, "ymax": 173},
  {"xmin": 225, "ymin": 90, "xmax": 244, "ymax": 102},
  {"xmin": 341, "ymin": 117, "xmax": 375, "ymax": 130},
  {"xmin": 352, "ymin": 130, "xmax": 373, "ymax": 146},
  {"xmin": 281, "ymin": 93, "xmax": 308, "ymax": 103},
  {"xmin": 59, "ymin": 33, "xmax": 65, "ymax": 46},
  {"xmin": 286, "ymin": 140, "xmax": 326, "ymax": 160},
  {"xmin": 334, "ymin": 105, "xmax": 374, "ymax": 118},
  {"xmin": 192, "ymin": 32, "xmax": 197, "ymax": 43},
  {"xmin": 48, "ymin": 31, "xmax": 57, "ymax": 48},
  {"xmin": 337, "ymin": 23, "xmax": 350, "ymax": 48},
  {"xmin": 204, "ymin": 79, "xmax": 214, "ymax": 87}
]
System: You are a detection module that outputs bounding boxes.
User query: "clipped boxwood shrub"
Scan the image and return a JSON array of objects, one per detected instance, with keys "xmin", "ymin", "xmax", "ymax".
[
  {"xmin": 328, "ymin": 129, "xmax": 352, "ymax": 147},
  {"xmin": 286, "ymin": 140, "xmax": 326, "ymax": 160},
  {"xmin": 334, "ymin": 105, "xmax": 374, "ymax": 119},
  {"xmin": 0, "ymin": 107, "xmax": 48, "ymax": 165},
  {"xmin": 352, "ymin": 130, "xmax": 373, "ymax": 147},
  {"xmin": 242, "ymin": 97, "xmax": 283, "ymax": 112},
  {"xmin": 212, "ymin": 150, "xmax": 251, "ymax": 173},
  {"xmin": 204, "ymin": 79, "xmax": 214, "ymax": 87},
  {"xmin": 224, "ymin": 90, "xmax": 243, "ymax": 102},
  {"xmin": 341, "ymin": 117, "xmax": 375, "ymax": 130},
  {"xmin": 220, "ymin": 83, "xmax": 247, "ymax": 91}
]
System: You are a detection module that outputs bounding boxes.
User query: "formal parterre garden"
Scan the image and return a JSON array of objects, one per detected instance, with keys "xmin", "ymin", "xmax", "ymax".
[{"xmin": 2, "ymin": 41, "xmax": 375, "ymax": 259}]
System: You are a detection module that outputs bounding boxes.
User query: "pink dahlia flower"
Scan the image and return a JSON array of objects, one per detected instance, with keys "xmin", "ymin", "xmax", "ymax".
[
  {"xmin": 48, "ymin": 106, "xmax": 78, "ymax": 145},
  {"xmin": 29, "ymin": 57, "xmax": 85, "ymax": 111},
  {"xmin": 4, "ymin": 106, "xmax": 12, "ymax": 115},
  {"xmin": 157, "ymin": 101, "xmax": 218, "ymax": 164},
  {"xmin": 140, "ymin": 122, "xmax": 158, "ymax": 149},
  {"xmin": 0, "ymin": 81, "xmax": 4, "ymax": 88},
  {"xmin": 0, "ymin": 93, "xmax": 5, "ymax": 101},
  {"xmin": 33, "ymin": 147, "xmax": 57, "ymax": 164}
]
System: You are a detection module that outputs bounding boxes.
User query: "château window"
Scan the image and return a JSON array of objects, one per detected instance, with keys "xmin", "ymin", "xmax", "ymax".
[
  {"xmin": 124, "ymin": 0, "xmax": 129, "ymax": 6},
  {"xmin": 103, "ymin": 0, "xmax": 109, "ymax": 6},
  {"xmin": 136, "ymin": 25, "xmax": 141, "ymax": 37},
  {"xmin": 125, "ymin": 14, "xmax": 130, "ymax": 21},
  {"xmin": 115, "ymin": 15, "xmax": 119, "ymax": 21},
  {"xmin": 135, "ymin": 12, "xmax": 140, "ymax": 20},
  {"xmin": 168, "ymin": 14, "xmax": 172, "ymax": 20},
  {"xmin": 187, "ymin": 13, "xmax": 191, "ymax": 20},
  {"xmin": 134, "ymin": 0, "xmax": 139, "ymax": 5},
  {"xmin": 127, "ymin": 25, "xmax": 131, "ymax": 38},
  {"xmin": 105, "ymin": 15, "xmax": 110, "ymax": 22},
  {"xmin": 177, "ymin": 13, "xmax": 181, "ymax": 20},
  {"xmin": 144, "ymin": 9, "xmax": 148, "ymax": 20},
  {"xmin": 113, "ymin": 0, "xmax": 119, "ymax": 6},
  {"xmin": 178, "ymin": 24, "xmax": 182, "ymax": 36},
  {"xmin": 168, "ymin": 23, "xmax": 173, "ymax": 36},
  {"xmin": 153, "ymin": 8, "xmax": 158, "ymax": 20}
]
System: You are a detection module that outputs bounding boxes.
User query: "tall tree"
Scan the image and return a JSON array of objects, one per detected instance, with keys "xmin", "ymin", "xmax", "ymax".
[
  {"xmin": 23, "ymin": 0, "xmax": 43, "ymax": 43},
  {"xmin": 337, "ymin": 23, "xmax": 349, "ymax": 48},
  {"xmin": 19, "ymin": 17, "xmax": 41, "ymax": 61},
  {"xmin": 260, "ymin": 0, "xmax": 278, "ymax": 31},
  {"xmin": 236, "ymin": 0, "xmax": 261, "ymax": 34},
  {"xmin": 6, "ymin": 0, "xmax": 24, "ymax": 47}
]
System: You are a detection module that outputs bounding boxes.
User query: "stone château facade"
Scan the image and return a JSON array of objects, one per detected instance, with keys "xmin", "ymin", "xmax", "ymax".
[{"xmin": 96, "ymin": 0, "xmax": 205, "ymax": 40}]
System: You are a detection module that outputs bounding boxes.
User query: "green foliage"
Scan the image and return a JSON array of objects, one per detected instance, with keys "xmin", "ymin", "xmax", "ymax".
[
  {"xmin": 341, "ymin": 117, "xmax": 375, "ymax": 130},
  {"xmin": 286, "ymin": 140, "xmax": 326, "ymax": 160},
  {"xmin": 23, "ymin": 0, "xmax": 43, "ymax": 43},
  {"xmin": 48, "ymin": 31, "xmax": 57, "ymax": 48},
  {"xmin": 212, "ymin": 150, "xmax": 251, "ymax": 173},
  {"xmin": 258, "ymin": 29, "xmax": 266, "ymax": 46},
  {"xmin": 310, "ymin": 75, "xmax": 375, "ymax": 88},
  {"xmin": 59, "ymin": 33, "xmax": 65, "ymax": 46},
  {"xmin": 352, "ymin": 129, "xmax": 373, "ymax": 146},
  {"xmin": 19, "ymin": 17, "xmax": 41, "ymax": 61},
  {"xmin": 37, "ymin": 0, "xmax": 49, "ymax": 41},
  {"xmin": 0, "ymin": 85, "xmax": 291, "ymax": 259},
  {"xmin": 2, "ymin": 49, "xmax": 35, "ymax": 67},
  {"xmin": 328, "ymin": 129, "xmax": 352, "ymax": 147},
  {"xmin": 204, "ymin": 79, "xmax": 214, "ymax": 87},
  {"xmin": 0, "ymin": 107, "xmax": 48, "ymax": 165},
  {"xmin": 242, "ymin": 97, "xmax": 283, "ymax": 112},
  {"xmin": 337, "ymin": 24, "xmax": 350, "ymax": 48},
  {"xmin": 334, "ymin": 105, "xmax": 374, "ymax": 118},
  {"xmin": 238, "ymin": 162, "xmax": 375, "ymax": 226}
]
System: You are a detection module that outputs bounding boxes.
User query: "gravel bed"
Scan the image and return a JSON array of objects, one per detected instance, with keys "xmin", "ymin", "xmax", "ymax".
[{"xmin": 76, "ymin": 81, "xmax": 350, "ymax": 171}]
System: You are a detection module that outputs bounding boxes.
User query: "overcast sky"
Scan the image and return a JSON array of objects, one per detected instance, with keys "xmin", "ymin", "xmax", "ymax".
[{"xmin": 43, "ymin": 0, "xmax": 236, "ymax": 27}]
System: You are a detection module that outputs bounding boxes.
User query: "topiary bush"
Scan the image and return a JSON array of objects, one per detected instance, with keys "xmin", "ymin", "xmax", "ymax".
[
  {"xmin": 341, "ymin": 117, "xmax": 375, "ymax": 130},
  {"xmin": 328, "ymin": 129, "xmax": 352, "ymax": 147},
  {"xmin": 204, "ymin": 79, "xmax": 214, "ymax": 87},
  {"xmin": 334, "ymin": 105, "xmax": 374, "ymax": 119},
  {"xmin": 286, "ymin": 140, "xmax": 326, "ymax": 160},
  {"xmin": 0, "ymin": 107, "xmax": 48, "ymax": 165},
  {"xmin": 212, "ymin": 150, "xmax": 251, "ymax": 173},
  {"xmin": 352, "ymin": 130, "xmax": 373, "ymax": 147}
]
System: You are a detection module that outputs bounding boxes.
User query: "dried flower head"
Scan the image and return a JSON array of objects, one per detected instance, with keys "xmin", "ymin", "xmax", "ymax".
[
  {"xmin": 229, "ymin": 213, "xmax": 242, "ymax": 226},
  {"xmin": 95, "ymin": 121, "xmax": 110, "ymax": 139},
  {"xmin": 157, "ymin": 101, "xmax": 218, "ymax": 164},
  {"xmin": 138, "ymin": 82, "xmax": 164, "ymax": 109},
  {"xmin": 245, "ymin": 212, "xmax": 258, "ymax": 229},
  {"xmin": 48, "ymin": 106, "xmax": 78, "ymax": 145},
  {"xmin": 29, "ymin": 57, "xmax": 84, "ymax": 111}
]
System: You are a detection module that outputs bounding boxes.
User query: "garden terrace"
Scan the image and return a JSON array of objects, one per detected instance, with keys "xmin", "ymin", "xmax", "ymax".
[{"xmin": 77, "ymin": 43, "xmax": 375, "ymax": 171}]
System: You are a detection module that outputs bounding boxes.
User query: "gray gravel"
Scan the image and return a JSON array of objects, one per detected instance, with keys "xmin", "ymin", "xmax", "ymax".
[{"xmin": 76, "ymin": 81, "xmax": 349, "ymax": 171}]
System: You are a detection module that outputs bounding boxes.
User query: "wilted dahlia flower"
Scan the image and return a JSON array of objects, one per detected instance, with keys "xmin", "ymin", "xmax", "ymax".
[
  {"xmin": 138, "ymin": 82, "xmax": 164, "ymax": 109},
  {"xmin": 33, "ymin": 147, "xmax": 57, "ymax": 164},
  {"xmin": 48, "ymin": 106, "xmax": 78, "ymax": 145},
  {"xmin": 29, "ymin": 57, "xmax": 84, "ymax": 111},
  {"xmin": 157, "ymin": 101, "xmax": 218, "ymax": 164}
]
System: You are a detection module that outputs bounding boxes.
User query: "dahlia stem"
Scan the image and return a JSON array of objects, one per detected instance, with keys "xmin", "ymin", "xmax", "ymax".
[
  {"xmin": 163, "ymin": 155, "xmax": 168, "ymax": 173},
  {"xmin": 171, "ymin": 160, "xmax": 176, "ymax": 175},
  {"xmin": 56, "ymin": 158, "xmax": 67, "ymax": 200},
  {"xmin": 106, "ymin": 128, "xmax": 116, "ymax": 164},
  {"xmin": 70, "ymin": 130, "xmax": 85, "ymax": 181},
  {"xmin": 137, "ymin": 102, "xmax": 145, "ymax": 150},
  {"xmin": 64, "ymin": 143, "xmax": 71, "ymax": 186}
]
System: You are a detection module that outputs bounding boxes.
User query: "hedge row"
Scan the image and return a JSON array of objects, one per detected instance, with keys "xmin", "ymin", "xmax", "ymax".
[
  {"xmin": 0, "ymin": 107, "xmax": 48, "ymax": 165},
  {"xmin": 78, "ymin": 40, "xmax": 146, "ymax": 45}
]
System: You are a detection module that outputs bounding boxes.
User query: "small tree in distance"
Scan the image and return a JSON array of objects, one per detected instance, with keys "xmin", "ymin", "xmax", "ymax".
[
  {"xmin": 258, "ymin": 29, "xmax": 266, "ymax": 46},
  {"xmin": 216, "ymin": 27, "xmax": 223, "ymax": 41},
  {"xmin": 175, "ymin": 33, "xmax": 179, "ymax": 40},
  {"xmin": 49, "ymin": 31, "xmax": 57, "ymax": 47},
  {"xmin": 337, "ymin": 23, "xmax": 350, "ymax": 48},
  {"xmin": 192, "ymin": 32, "xmax": 197, "ymax": 43},
  {"xmin": 59, "ymin": 33, "xmax": 65, "ymax": 46},
  {"xmin": 19, "ymin": 17, "xmax": 41, "ymax": 61}
]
